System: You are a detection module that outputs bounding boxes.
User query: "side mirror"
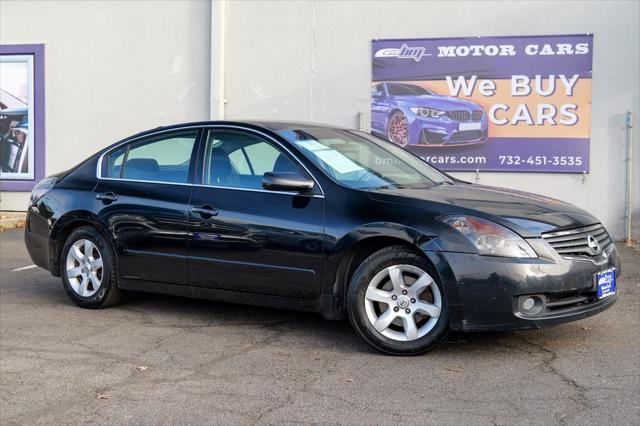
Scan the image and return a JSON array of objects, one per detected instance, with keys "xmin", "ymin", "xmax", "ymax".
[
  {"xmin": 372, "ymin": 91, "xmax": 383, "ymax": 99},
  {"xmin": 262, "ymin": 171, "xmax": 314, "ymax": 193}
]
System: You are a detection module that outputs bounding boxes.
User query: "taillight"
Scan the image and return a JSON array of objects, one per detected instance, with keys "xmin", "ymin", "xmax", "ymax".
[{"xmin": 29, "ymin": 177, "xmax": 57, "ymax": 205}]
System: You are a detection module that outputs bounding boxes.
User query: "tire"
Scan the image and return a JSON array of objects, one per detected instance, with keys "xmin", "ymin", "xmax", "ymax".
[
  {"xmin": 347, "ymin": 246, "xmax": 449, "ymax": 355},
  {"xmin": 60, "ymin": 226, "xmax": 123, "ymax": 309},
  {"xmin": 387, "ymin": 111, "xmax": 409, "ymax": 147}
]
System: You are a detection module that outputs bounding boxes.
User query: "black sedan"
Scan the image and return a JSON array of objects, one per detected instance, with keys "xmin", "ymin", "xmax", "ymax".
[{"xmin": 24, "ymin": 121, "xmax": 620, "ymax": 355}]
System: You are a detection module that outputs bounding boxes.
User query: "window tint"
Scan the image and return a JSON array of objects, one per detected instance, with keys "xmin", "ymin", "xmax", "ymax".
[
  {"xmin": 104, "ymin": 145, "xmax": 127, "ymax": 178},
  {"xmin": 203, "ymin": 131, "xmax": 302, "ymax": 190},
  {"xmin": 387, "ymin": 84, "xmax": 434, "ymax": 96},
  {"xmin": 107, "ymin": 131, "xmax": 197, "ymax": 183},
  {"xmin": 228, "ymin": 150, "xmax": 251, "ymax": 174},
  {"xmin": 244, "ymin": 143, "xmax": 282, "ymax": 175}
]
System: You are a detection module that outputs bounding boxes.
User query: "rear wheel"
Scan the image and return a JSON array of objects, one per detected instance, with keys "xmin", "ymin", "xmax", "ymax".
[
  {"xmin": 60, "ymin": 226, "xmax": 123, "ymax": 309},
  {"xmin": 347, "ymin": 246, "xmax": 449, "ymax": 355}
]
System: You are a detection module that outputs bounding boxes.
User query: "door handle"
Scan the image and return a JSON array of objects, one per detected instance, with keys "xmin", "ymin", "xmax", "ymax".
[
  {"xmin": 96, "ymin": 192, "xmax": 118, "ymax": 203},
  {"xmin": 191, "ymin": 205, "xmax": 218, "ymax": 218}
]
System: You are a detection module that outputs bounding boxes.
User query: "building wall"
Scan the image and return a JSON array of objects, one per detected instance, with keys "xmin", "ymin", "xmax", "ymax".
[
  {"xmin": 224, "ymin": 0, "xmax": 640, "ymax": 240},
  {"xmin": 0, "ymin": 0, "xmax": 211, "ymax": 209},
  {"xmin": 1, "ymin": 0, "xmax": 638, "ymax": 240}
]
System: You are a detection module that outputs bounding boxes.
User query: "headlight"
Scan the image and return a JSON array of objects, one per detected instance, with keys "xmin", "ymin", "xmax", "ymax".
[
  {"xmin": 29, "ymin": 177, "xmax": 57, "ymax": 205},
  {"xmin": 410, "ymin": 107, "xmax": 446, "ymax": 118},
  {"xmin": 441, "ymin": 215, "xmax": 537, "ymax": 258}
]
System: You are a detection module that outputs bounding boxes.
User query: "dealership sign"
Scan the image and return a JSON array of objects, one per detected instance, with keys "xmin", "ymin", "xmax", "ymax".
[{"xmin": 371, "ymin": 34, "xmax": 593, "ymax": 172}]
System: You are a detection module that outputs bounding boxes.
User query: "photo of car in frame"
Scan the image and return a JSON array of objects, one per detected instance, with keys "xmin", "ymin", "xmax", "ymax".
[
  {"xmin": 0, "ymin": 89, "xmax": 29, "ymax": 174},
  {"xmin": 371, "ymin": 82, "xmax": 488, "ymax": 147}
]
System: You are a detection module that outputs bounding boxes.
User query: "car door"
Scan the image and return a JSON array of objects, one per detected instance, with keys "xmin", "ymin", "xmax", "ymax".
[
  {"xmin": 94, "ymin": 129, "xmax": 200, "ymax": 285},
  {"xmin": 187, "ymin": 127, "xmax": 325, "ymax": 299}
]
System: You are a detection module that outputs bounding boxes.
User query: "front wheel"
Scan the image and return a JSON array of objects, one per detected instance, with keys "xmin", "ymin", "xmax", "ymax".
[
  {"xmin": 347, "ymin": 246, "xmax": 449, "ymax": 355},
  {"xmin": 387, "ymin": 111, "xmax": 409, "ymax": 147},
  {"xmin": 60, "ymin": 226, "xmax": 123, "ymax": 309}
]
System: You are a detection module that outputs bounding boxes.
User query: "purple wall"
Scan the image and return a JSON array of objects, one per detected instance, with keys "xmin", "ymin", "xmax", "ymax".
[{"xmin": 0, "ymin": 44, "xmax": 45, "ymax": 192}]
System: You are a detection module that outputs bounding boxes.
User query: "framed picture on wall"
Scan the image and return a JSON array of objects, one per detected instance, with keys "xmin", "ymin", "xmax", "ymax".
[{"xmin": 0, "ymin": 44, "xmax": 45, "ymax": 191}]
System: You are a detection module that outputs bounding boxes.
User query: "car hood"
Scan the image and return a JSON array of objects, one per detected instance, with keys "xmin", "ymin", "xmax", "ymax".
[
  {"xmin": 392, "ymin": 95, "xmax": 481, "ymax": 111},
  {"xmin": 368, "ymin": 183, "xmax": 599, "ymax": 237}
]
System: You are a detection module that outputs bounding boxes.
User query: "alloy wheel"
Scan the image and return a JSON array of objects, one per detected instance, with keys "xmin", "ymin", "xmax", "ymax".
[
  {"xmin": 388, "ymin": 113, "xmax": 409, "ymax": 146},
  {"xmin": 65, "ymin": 239, "xmax": 103, "ymax": 297},
  {"xmin": 364, "ymin": 264, "xmax": 442, "ymax": 341}
]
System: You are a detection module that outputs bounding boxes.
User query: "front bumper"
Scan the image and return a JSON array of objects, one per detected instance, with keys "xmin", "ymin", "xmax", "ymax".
[
  {"xmin": 407, "ymin": 114, "xmax": 488, "ymax": 146},
  {"xmin": 425, "ymin": 243, "xmax": 621, "ymax": 332}
]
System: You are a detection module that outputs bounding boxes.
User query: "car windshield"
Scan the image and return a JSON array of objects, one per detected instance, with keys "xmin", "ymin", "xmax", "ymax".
[
  {"xmin": 277, "ymin": 128, "xmax": 452, "ymax": 190},
  {"xmin": 387, "ymin": 84, "xmax": 434, "ymax": 96}
]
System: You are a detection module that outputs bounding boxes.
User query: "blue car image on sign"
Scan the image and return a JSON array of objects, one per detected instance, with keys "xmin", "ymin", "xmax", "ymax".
[
  {"xmin": 371, "ymin": 82, "xmax": 489, "ymax": 147},
  {"xmin": 596, "ymin": 269, "xmax": 616, "ymax": 299}
]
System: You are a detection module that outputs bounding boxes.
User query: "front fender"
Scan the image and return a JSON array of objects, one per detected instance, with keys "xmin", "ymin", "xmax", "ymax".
[
  {"xmin": 320, "ymin": 221, "xmax": 441, "ymax": 320},
  {"xmin": 333, "ymin": 222, "xmax": 434, "ymax": 254}
]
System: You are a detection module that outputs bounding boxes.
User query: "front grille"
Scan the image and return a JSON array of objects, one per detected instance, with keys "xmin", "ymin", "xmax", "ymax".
[
  {"xmin": 515, "ymin": 291, "xmax": 604, "ymax": 319},
  {"xmin": 420, "ymin": 130, "xmax": 445, "ymax": 145},
  {"xmin": 447, "ymin": 110, "xmax": 483, "ymax": 121},
  {"xmin": 448, "ymin": 110, "xmax": 470, "ymax": 121},
  {"xmin": 545, "ymin": 292, "xmax": 596, "ymax": 312},
  {"xmin": 542, "ymin": 223, "xmax": 612, "ymax": 257},
  {"xmin": 450, "ymin": 130, "xmax": 484, "ymax": 141}
]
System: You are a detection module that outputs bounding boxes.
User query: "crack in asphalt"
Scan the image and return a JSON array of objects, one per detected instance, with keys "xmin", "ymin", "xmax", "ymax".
[
  {"xmin": 2, "ymin": 234, "xmax": 639, "ymax": 425},
  {"xmin": 511, "ymin": 334, "xmax": 590, "ymax": 425},
  {"xmin": 1, "ymin": 320, "xmax": 294, "ymax": 424}
]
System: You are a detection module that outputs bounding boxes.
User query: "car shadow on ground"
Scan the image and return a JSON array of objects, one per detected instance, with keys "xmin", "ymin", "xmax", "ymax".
[
  {"xmin": 103, "ymin": 290, "xmax": 529, "ymax": 356},
  {"xmin": 9, "ymin": 267, "xmax": 585, "ymax": 358}
]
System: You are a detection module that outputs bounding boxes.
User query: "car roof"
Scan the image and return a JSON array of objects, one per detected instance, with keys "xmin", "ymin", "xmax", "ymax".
[
  {"xmin": 244, "ymin": 120, "xmax": 344, "ymax": 131},
  {"xmin": 136, "ymin": 120, "xmax": 343, "ymax": 136},
  {"xmin": 123, "ymin": 120, "xmax": 346, "ymax": 141}
]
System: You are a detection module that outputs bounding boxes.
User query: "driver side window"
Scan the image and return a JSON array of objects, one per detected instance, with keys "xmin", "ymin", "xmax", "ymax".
[{"xmin": 203, "ymin": 130, "xmax": 305, "ymax": 190}]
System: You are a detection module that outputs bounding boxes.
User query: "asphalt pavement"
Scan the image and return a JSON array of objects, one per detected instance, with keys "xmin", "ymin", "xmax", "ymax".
[{"xmin": 1, "ymin": 228, "xmax": 638, "ymax": 425}]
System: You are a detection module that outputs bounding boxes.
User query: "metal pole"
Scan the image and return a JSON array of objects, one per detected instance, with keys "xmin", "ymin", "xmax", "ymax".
[
  {"xmin": 210, "ymin": 0, "xmax": 226, "ymax": 120},
  {"xmin": 625, "ymin": 110, "xmax": 633, "ymax": 245}
]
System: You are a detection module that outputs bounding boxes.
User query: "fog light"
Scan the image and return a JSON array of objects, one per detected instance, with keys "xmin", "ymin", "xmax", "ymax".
[
  {"xmin": 518, "ymin": 295, "xmax": 545, "ymax": 316},
  {"xmin": 522, "ymin": 297, "xmax": 536, "ymax": 311}
]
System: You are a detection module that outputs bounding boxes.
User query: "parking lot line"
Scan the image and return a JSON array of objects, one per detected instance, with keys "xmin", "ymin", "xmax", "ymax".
[{"xmin": 12, "ymin": 264, "xmax": 37, "ymax": 272}]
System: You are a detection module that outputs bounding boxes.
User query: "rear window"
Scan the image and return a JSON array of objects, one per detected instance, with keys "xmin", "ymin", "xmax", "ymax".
[{"xmin": 102, "ymin": 131, "xmax": 198, "ymax": 183}]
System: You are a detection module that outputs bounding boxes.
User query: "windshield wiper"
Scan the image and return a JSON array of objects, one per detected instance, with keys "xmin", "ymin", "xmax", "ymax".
[{"xmin": 371, "ymin": 184, "xmax": 400, "ymax": 190}]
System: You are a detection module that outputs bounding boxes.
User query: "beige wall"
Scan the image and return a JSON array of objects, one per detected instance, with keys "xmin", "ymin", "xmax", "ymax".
[
  {"xmin": 1, "ymin": 0, "xmax": 638, "ymax": 240},
  {"xmin": 224, "ymin": 0, "xmax": 640, "ymax": 240},
  {"xmin": 0, "ymin": 0, "xmax": 211, "ymax": 209}
]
